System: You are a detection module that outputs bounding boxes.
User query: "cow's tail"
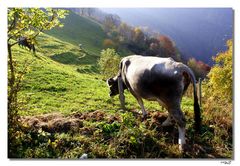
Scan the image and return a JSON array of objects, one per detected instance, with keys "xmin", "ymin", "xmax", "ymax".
[{"xmin": 184, "ymin": 67, "xmax": 201, "ymax": 133}]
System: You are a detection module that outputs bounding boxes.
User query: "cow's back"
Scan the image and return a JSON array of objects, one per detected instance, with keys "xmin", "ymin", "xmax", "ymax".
[{"xmin": 121, "ymin": 55, "xmax": 185, "ymax": 102}]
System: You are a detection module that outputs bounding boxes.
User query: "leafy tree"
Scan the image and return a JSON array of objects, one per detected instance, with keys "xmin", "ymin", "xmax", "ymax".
[
  {"xmin": 201, "ymin": 40, "xmax": 232, "ymax": 146},
  {"xmin": 187, "ymin": 58, "xmax": 211, "ymax": 79},
  {"xmin": 98, "ymin": 48, "xmax": 121, "ymax": 80},
  {"xmin": 103, "ymin": 39, "xmax": 116, "ymax": 48},
  {"xmin": 8, "ymin": 8, "xmax": 68, "ymax": 92},
  {"xmin": 7, "ymin": 8, "xmax": 68, "ymax": 157},
  {"xmin": 143, "ymin": 35, "xmax": 180, "ymax": 61},
  {"xmin": 8, "ymin": 8, "xmax": 68, "ymax": 109},
  {"xmin": 144, "ymin": 37, "xmax": 161, "ymax": 56},
  {"xmin": 157, "ymin": 35, "xmax": 177, "ymax": 59},
  {"xmin": 103, "ymin": 14, "xmax": 121, "ymax": 34},
  {"xmin": 205, "ymin": 39, "xmax": 232, "ymax": 102},
  {"xmin": 132, "ymin": 27, "xmax": 145, "ymax": 45},
  {"xmin": 118, "ymin": 22, "xmax": 133, "ymax": 42}
]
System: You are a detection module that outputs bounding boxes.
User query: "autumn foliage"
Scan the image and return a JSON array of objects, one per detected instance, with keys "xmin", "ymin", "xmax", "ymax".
[
  {"xmin": 101, "ymin": 14, "xmax": 179, "ymax": 61},
  {"xmin": 103, "ymin": 39, "xmax": 116, "ymax": 48},
  {"xmin": 187, "ymin": 58, "xmax": 211, "ymax": 79},
  {"xmin": 206, "ymin": 40, "xmax": 232, "ymax": 102},
  {"xmin": 157, "ymin": 35, "xmax": 176, "ymax": 57},
  {"xmin": 201, "ymin": 40, "xmax": 232, "ymax": 153}
]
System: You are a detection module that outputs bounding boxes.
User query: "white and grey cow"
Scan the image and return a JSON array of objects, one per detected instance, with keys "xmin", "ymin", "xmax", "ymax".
[{"xmin": 107, "ymin": 55, "xmax": 201, "ymax": 151}]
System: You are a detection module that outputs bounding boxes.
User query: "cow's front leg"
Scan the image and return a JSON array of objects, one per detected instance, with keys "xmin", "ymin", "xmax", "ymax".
[
  {"xmin": 117, "ymin": 77, "xmax": 125, "ymax": 110},
  {"xmin": 136, "ymin": 98, "xmax": 147, "ymax": 121}
]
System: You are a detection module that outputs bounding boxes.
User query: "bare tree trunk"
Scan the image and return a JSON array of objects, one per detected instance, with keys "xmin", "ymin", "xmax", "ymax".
[{"xmin": 8, "ymin": 43, "xmax": 15, "ymax": 108}]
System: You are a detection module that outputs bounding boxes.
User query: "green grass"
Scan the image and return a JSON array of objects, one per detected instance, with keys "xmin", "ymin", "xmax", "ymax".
[
  {"xmin": 16, "ymin": 33, "xmax": 165, "ymax": 116},
  {"xmin": 10, "ymin": 32, "xmax": 232, "ymax": 159},
  {"xmin": 46, "ymin": 10, "xmax": 107, "ymax": 56}
]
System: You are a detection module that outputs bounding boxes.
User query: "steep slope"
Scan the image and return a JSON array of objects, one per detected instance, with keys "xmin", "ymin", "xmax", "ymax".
[
  {"xmin": 46, "ymin": 10, "xmax": 107, "ymax": 56},
  {"xmin": 17, "ymin": 33, "xmax": 160, "ymax": 116},
  {"xmin": 16, "ymin": 33, "xmax": 115, "ymax": 115}
]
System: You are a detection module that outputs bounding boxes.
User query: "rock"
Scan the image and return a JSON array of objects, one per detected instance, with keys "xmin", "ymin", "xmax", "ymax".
[{"xmin": 80, "ymin": 153, "xmax": 88, "ymax": 159}]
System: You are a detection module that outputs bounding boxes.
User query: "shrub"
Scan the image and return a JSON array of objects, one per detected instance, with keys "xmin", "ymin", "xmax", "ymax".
[
  {"xmin": 103, "ymin": 39, "xmax": 116, "ymax": 48},
  {"xmin": 205, "ymin": 40, "xmax": 232, "ymax": 102},
  {"xmin": 187, "ymin": 58, "xmax": 211, "ymax": 79},
  {"xmin": 98, "ymin": 48, "xmax": 121, "ymax": 80},
  {"xmin": 203, "ymin": 39, "xmax": 232, "ymax": 105},
  {"xmin": 202, "ymin": 40, "xmax": 233, "ymax": 156}
]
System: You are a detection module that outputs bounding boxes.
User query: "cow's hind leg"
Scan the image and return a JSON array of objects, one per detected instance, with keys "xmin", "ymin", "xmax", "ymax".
[
  {"xmin": 169, "ymin": 106, "xmax": 186, "ymax": 152},
  {"xmin": 157, "ymin": 100, "xmax": 174, "ymax": 126},
  {"xmin": 162, "ymin": 115, "xmax": 174, "ymax": 126}
]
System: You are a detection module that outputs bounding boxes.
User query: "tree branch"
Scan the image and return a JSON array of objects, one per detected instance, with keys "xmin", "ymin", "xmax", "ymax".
[{"xmin": 7, "ymin": 13, "xmax": 17, "ymax": 33}]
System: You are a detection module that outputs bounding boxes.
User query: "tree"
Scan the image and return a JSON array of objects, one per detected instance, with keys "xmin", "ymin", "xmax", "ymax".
[
  {"xmin": 118, "ymin": 22, "xmax": 133, "ymax": 42},
  {"xmin": 145, "ymin": 37, "xmax": 161, "ymax": 56},
  {"xmin": 187, "ymin": 58, "xmax": 211, "ymax": 79},
  {"xmin": 103, "ymin": 14, "xmax": 121, "ymax": 33},
  {"xmin": 7, "ymin": 8, "xmax": 68, "ymax": 156},
  {"xmin": 103, "ymin": 39, "xmax": 116, "ymax": 48},
  {"xmin": 206, "ymin": 39, "xmax": 232, "ymax": 102},
  {"xmin": 202, "ymin": 40, "xmax": 232, "ymax": 138},
  {"xmin": 132, "ymin": 27, "xmax": 145, "ymax": 45},
  {"xmin": 157, "ymin": 35, "xmax": 177, "ymax": 59},
  {"xmin": 98, "ymin": 48, "xmax": 121, "ymax": 80},
  {"xmin": 8, "ymin": 8, "xmax": 68, "ymax": 108}
]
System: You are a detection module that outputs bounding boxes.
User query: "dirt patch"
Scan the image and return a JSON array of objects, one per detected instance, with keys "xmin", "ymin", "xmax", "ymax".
[
  {"xmin": 21, "ymin": 110, "xmax": 175, "ymax": 135},
  {"xmin": 72, "ymin": 110, "xmax": 106, "ymax": 121},
  {"xmin": 21, "ymin": 113, "xmax": 84, "ymax": 133},
  {"xmin": 21, "ymin": 110, "xmax": 108, "ymax": 133}
]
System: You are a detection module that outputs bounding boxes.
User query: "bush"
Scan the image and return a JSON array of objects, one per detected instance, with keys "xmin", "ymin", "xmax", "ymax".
[
  {"xmin": 202, "ymin": 39, "xmax": 232, "ymax": 121},
  {"xmin": 205, "ymin": 40, "xmax": 232, "ymax": 102},
  {"xmin": 98, "ymin": 48, "xmax": 121, "ymax": 80},
  {"xmin": 203, "ymin": 39, "xmax": 232, "ymax": 105},
  {"xmin": 187, "ymin": 58, "xmax": 211, "ymax": 79},
  {"xmin": 103, "ymin": 39, "xmax": 116, "ymax": 48},
  {"xmin": 201, "ymin": 40, "xmax": 233, "ymax": 156}
]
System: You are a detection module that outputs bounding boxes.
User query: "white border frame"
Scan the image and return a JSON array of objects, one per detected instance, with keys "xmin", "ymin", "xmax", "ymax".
[{"xmin": 0, "ymin": 0, "xmax": 239, "ymax": 166}]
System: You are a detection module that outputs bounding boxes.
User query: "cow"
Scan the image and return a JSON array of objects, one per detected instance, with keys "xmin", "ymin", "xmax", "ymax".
[
  {"xmin": 18, "ymin": 37, "xmax": 36, "ymax": 53},
  {"xmin": 107, "ymin": 55, "xmax": 201, "ymax": 151}
]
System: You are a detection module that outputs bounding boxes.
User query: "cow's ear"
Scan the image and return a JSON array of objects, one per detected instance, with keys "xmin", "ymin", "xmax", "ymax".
[{"xmin": 107, "ymin": 78, "xmax": 114, "ymax": 86}]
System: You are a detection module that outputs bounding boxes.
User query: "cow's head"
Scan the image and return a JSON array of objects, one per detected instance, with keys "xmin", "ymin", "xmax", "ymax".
[{"xmin": 107, "ymin": 76, "xmax": 119, "ymax": 97}]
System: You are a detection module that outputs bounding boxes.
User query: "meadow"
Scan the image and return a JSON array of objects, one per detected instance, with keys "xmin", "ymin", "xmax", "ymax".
[{"xmin": 9, "ymin": 32, "xmax": 232, "ymax": 158}]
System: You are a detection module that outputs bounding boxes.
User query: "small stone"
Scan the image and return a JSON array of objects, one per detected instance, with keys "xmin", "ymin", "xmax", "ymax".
[{"xmin": 80, "ymin": 153, "xmax": 88, "ymax": 159}]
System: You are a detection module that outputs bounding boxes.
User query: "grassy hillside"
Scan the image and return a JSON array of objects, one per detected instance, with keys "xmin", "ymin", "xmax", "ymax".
[
  {"xmin": 46, "ymin": 10, "xmax": 107, "ymax": 56},
  {"xmin": 11, "ymin": 32, "xmax": 232, "ymax": 159},
  {"xmin": 17, "ymin": 34, "xmax": 162, "ymax": 116}
]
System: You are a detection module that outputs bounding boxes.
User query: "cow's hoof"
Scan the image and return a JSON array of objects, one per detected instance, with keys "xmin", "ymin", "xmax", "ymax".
[
  {"xmin": 141, "ymin": 115, "xmax": 147, "ymax": 121},
  {"xmin": 120, "ymin": 106, "xmax": 126, "ymax": 111},
  {"xmin": 179, "ymin": 144, "xmax": 184, "ymax": 153},
  {"xmin": 179, "ymin": 144, "xmax": 188, "ymax": 153},
  {"xmin": 162, "ymin": 120, "xmax": 173, "ymax": 127},
  {"xmin": 162, "ymin": 117, "xmax": 174, "ymax": 126}
]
